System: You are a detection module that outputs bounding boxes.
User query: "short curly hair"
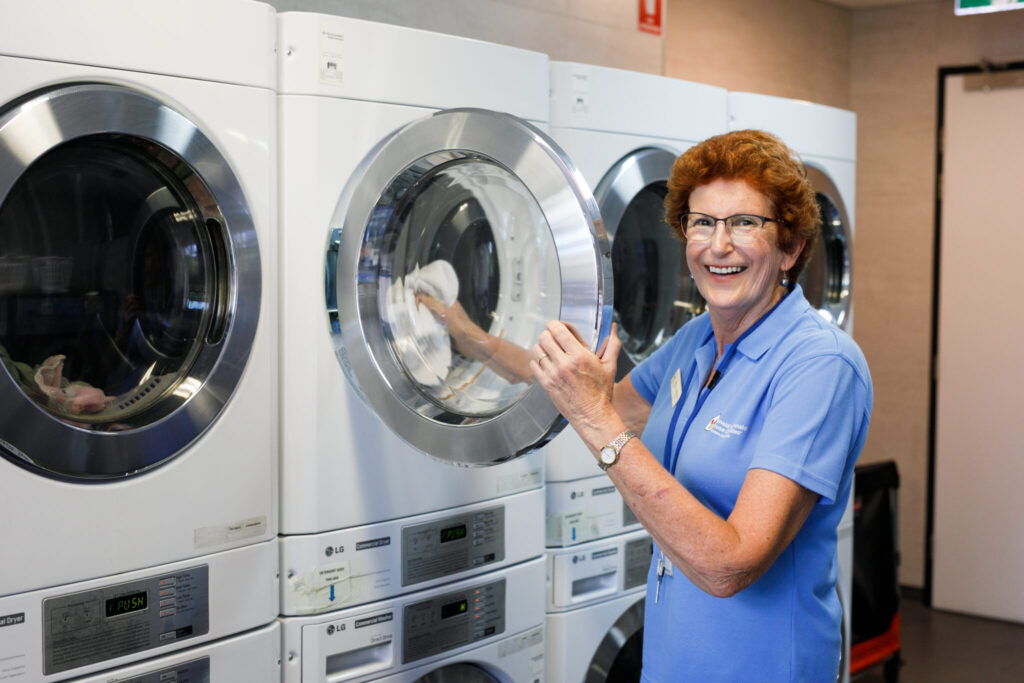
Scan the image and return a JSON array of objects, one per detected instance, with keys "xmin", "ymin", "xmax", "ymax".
[{"xmin": 664, "ymin": 129, "xmax": 820, "ymax": 283}]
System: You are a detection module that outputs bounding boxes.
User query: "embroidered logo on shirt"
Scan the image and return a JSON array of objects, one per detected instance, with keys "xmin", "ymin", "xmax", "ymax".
[{"xmin": 705, "ymin": 415, "xmax": 748, "ymax": 439}]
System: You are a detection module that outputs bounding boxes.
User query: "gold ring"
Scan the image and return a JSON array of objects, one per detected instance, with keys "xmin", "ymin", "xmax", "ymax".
[{"xmin": 536, "ymin": 353, "xmax": 548, "ymax": 363}]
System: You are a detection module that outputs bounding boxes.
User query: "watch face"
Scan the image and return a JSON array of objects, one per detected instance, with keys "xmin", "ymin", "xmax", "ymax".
[{"xmin": 600, "ymin": 446, "xmax": 616, "ymax": 465}]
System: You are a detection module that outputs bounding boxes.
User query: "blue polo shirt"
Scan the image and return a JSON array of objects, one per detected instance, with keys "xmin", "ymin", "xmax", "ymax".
[{"xmin": 630, "ymin": 285, "xmax": 872, "ymax": 682}]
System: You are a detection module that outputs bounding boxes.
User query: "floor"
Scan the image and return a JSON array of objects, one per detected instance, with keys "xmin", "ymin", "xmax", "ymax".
[{"xmin": 853, "ymin": 593, "xmax": 1024, "ymax": 682}]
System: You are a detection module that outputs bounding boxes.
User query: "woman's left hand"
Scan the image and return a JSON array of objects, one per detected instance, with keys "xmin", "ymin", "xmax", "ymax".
[{"xmin": 531, "ymin": 322, "xmax": 621, "ymax": 434}]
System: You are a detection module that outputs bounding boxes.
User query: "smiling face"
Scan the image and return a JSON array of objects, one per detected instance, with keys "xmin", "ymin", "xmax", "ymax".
[{"xmin": 685, "ymin": 178, "xmax": 803, "ymax": 341}]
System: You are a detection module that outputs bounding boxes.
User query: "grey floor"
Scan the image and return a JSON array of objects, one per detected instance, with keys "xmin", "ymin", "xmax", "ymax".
[{"xmin": 853, "ymin": 594, "xmax": 1024, "ymax": 682}]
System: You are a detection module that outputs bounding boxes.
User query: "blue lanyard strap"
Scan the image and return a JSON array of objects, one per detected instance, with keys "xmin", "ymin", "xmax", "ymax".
[{"xmin": 661, "ymin": 292, "xmax": 790, "ymax": 475}]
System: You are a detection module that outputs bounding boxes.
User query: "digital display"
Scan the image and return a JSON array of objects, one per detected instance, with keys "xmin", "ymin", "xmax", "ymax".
[
  {"xmin": 105, "ymin": 591, "xmax": 148, "ymax": 618},
  {"xmin": 439, "ymin": 524, "xmax": 467, "ymax": 544},
  {"xmin": 441, "ymin": 598, "xmax": 468, "ymax": 620}
]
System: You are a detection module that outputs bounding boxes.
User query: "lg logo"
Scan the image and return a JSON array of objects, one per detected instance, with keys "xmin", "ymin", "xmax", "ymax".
[
  {"xmin": 324, "ymin": 545, "xmax": 345, "ymax": 557},
  {"xmin": 569, "ymin": 489, "xmax": 585, "ymax": 500},
  {"xmin": 326, "ymin": 623, "xmax": 346, "ymax": 636}
]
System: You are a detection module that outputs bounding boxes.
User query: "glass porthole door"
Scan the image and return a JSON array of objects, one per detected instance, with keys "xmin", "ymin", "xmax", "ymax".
[
  {"xmin": 329, "ymin": 108, "xmax": 611, "ymax": 466},
  {"xmin": 0, "ymin": 84, "xmax": 260, "ymax": 480},
  {"xmin": 595, "ymin": 147, "xmax": 704, "ymax": 378}
]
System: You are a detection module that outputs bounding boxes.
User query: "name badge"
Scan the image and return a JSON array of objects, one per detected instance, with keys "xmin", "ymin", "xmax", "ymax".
[{"xmin": 670, "ymin": 369, "xmax": 682, "ymax": 406}]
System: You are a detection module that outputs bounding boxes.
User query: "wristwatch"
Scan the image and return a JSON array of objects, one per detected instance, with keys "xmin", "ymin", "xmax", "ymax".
[{"xmin": 598, "ymin": 429, "xmax": 637, "ymax": 471}]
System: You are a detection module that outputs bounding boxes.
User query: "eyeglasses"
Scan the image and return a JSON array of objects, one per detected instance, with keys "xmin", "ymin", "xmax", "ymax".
[{"xmin": 679, "ymin": 212, "xmax": 784, "ymax": 243}]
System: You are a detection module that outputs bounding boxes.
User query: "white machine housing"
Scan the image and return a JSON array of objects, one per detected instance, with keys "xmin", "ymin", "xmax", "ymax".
[
  {"xmin": 728, "ymin": 91, "xmax": 857, "ymax": 683},
  {"xmin": 546, "ymin": 528, "xmax": 652, "ymax": 614},
  {"xmin": 546, "ymin": 588, "xmax": 645, "ymax": 683},
  {"xmin": 280, "ymin": 557, "xmax": 545, "ymax": 683},
  {"xmin": 0, "ymin": 3, "xmax": 278, "ymax": 675},
  {"xmin": 544, "ymin": 62, "xmax": 727, "ymax": 545},
  {"xmin": 0, "ymin": 540, "xmax": 277, "ymax": 681}
]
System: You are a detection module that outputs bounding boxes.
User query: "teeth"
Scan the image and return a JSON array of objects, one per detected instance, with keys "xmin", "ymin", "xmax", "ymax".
[{"xmin": 709, "ymin": 266, "xmax": 744, "ymax": 275}]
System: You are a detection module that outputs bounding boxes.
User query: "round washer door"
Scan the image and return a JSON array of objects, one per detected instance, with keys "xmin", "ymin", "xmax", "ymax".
[
  {"xmin": 594, "ymin": 147, "xmax": 704, "ymax": 378},
  {"xmin": 800, "ymin": 165, "xmax": 852, "ymax": 329},
  {"xmin": 332, "ymin": 108, "xmax": 610, "ymax": 467},
  {"xmin": 0, "ymin": 83, "xmax": 261, "ymax": 480},
  {"xmin": 585, "ymin": 597, "xmax": 645, "ymax": 683}
]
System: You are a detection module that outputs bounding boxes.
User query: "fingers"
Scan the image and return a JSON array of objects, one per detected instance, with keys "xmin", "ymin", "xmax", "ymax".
[{"xmin": 599, "ymin": 322, "xmax": 622, "ymax": 363}]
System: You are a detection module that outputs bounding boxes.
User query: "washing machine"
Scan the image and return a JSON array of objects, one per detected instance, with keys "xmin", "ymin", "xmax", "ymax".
[
  {"xmin": 60, "ymin": 622, "xmax": 280, "ymax": 682},
  {"xmin": 728, "ymin": 91, "xmax": 857, "ymax": 683},
  {"xmin": 543, "ymin": 63, "xmax": 727, "ymax": 547},
  {"xmin": 545, "ymin": 529, "xmax": 652, "ymax": 682},
  {"xmin": 276, "ymin": 12, "xmax": 610, "ymax": 619},
  {"xmin": 0, "ymin": 0, "xmax": 278, "ymax": 679},
  {"xmin": 281, "ymin": 558, "xmax": 545, "ymax": 682}
]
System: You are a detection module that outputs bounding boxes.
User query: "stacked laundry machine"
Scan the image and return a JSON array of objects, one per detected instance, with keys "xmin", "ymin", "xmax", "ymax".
[
  {"xmin": 0, "ymin": 0, "xmax": 280, "ymax": 680},
  {"xmin": 543, "ymin": 63, "xmax": 727, "ymax": 682},
  {"xmin": 728, "ymin": 91, "xmax": 857, "ymax": 683},
  {"xmin": 275, "ymin": 14, "xmax": 610, "ymax": 681}
]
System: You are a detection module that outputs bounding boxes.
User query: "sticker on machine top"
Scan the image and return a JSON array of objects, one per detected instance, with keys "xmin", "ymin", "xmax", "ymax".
[
  {"xmin": 0, "ymin": 612, "xmax": 24, "ymax": 628},
  {"xmin": 319, "ymin": 21, "xmax": 346, "ymax": 85},
  {"xmin": 193, "ymin": 515, "xmax": 267, "ymax": 549},
  {"xmin": 570, "ymin": 70, "xmax": 589, "ymax": 115}
]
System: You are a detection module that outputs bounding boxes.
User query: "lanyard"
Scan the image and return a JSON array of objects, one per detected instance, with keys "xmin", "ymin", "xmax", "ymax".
[{"xmin": 661, "ymin": 293, "xmax": 789, "ymax": 476}]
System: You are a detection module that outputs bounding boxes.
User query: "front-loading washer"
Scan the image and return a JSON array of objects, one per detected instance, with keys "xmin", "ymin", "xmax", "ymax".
[
  {"xmin": 280, "ymin": 558, "xmax": 545, "ymax": 682},
  {"xmin": 728, "ymin": 90, "xmax": 857, "ymax": 683},
  {"xmin": 276, "ymin": 13, "xmax": 610, "ymax": 618},
  {"xmin": 543, "ymin": 63, "xmax": 727, "ymax": 547},
  {"xmin": 0, "ymin": 0, "xmax": 278, "ymax": 679},
  {"xmin": 545, "ymin": 529, "xmax": 652, "ymax": 682}
]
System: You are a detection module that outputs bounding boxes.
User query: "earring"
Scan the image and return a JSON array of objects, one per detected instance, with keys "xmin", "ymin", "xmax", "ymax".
[{"xmin": 780, "ymin": 273, "xmax": 789, "ymax": 288}]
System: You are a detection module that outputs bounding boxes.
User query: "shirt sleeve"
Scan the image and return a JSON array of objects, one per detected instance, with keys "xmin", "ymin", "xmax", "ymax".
[{"xmin": 749, "ymin": 353, "xmax": 871, "ymax": 504}]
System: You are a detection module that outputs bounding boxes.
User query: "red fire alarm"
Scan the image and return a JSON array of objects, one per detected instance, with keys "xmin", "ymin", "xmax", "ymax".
[{"xmin": 638, "ymin": 0, "xmax": 662, "ymax": 35}]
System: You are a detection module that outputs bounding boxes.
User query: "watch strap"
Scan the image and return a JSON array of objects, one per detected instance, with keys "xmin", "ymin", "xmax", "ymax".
[{"xmin": 599, "ymin": 429, "xmax": 637, "ymax": 471}]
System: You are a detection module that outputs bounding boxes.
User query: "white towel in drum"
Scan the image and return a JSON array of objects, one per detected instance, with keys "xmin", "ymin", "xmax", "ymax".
[{"xmin": 383, "ymin": 260, "xmax": 459, "ymax": 387}]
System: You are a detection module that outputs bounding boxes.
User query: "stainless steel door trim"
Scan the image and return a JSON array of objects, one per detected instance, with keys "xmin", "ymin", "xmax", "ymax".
[
  {"xmin": 584, "ymin": 596, "xmax": 645, "ymax": 683},
  {"xmin": 332, "ymin": 108, "xmax": 610, "ymax": 466},
  {"xmin": 593, "ymin": 146, "xmax": 676, "ymax": 243},
  {"xmin": 0, "ymin": 83, "xmax": 260, "ymax": 479},
  {"xmin": 801, "ymin": 164, "xmax": 852, "ymax": 330}
]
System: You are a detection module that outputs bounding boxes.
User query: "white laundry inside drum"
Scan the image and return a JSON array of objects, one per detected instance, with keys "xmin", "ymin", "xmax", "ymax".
[{"xmin": 383, "ymin": 260, "xmax": 459, "ymax": 387}]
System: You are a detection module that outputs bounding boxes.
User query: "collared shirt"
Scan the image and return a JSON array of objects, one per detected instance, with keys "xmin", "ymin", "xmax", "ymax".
[{"xmin": 630, "ymin": 285, "xmax": 872, "ymax": 682}]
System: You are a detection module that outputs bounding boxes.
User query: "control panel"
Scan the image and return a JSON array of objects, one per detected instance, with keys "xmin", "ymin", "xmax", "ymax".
[
  {"xmin": 402, "ymin": 577, "xmax": 505, "ymax": 664},
  {"xmin": 402, "ymin": 506, "xmax": 504, "ymax": 586},
  {"xmin": 42, "ymin": 566, "xmax": 209, "ymax": 675}
]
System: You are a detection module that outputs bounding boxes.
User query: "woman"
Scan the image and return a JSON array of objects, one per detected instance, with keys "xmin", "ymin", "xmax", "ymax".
[{"xmin": 531, "ymin": 129, "xmax": 872, "ymax": 681}]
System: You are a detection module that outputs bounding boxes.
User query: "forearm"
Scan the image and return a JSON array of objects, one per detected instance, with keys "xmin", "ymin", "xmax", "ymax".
[{"xmin": 606, "ymin": 440, "xmax": 758, "ymax": 597}]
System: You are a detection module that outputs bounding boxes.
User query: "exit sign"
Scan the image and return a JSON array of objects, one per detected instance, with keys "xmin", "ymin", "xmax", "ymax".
[{"xmin": 956, "ymin": 0, "xmax": 1024, "ymax": 15}]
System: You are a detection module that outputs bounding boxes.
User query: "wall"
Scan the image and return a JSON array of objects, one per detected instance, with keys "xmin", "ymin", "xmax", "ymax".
[
  {"xmin": 850, "ymin": 1, "xmax": 1024, "ymax": 588},
  {"xmin": 267, "ymin": 0, "xmax": 664, "ymax": 74},
  {"xmin": 664, "ymin": 0, "xmax": 850, "ymax": 109}
]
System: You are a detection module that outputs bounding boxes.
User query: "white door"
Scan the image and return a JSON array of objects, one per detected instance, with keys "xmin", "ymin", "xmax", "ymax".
[{"xmin": 933, "ymin": 69, "xmax": 1024, "ymax": 621}]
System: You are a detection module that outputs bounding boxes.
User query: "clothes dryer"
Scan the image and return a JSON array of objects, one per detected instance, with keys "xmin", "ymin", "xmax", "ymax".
[
  {"xmin": 0, "ymin": 0, "xmax": 278, "ymax": 679},
  {"xmin": 277, "ymin": 14, "xmax": 610, "ymax": 617},
  {"xmin": 280, "ymin": 558, "xmax": 545, "ymax": 683},
  {"xmin": 545, "ymin": 529, "xmax": 652, "ymax": 682},
  {"xmin": 543, "ymin": 63, "xmax": 727, "ymax": 547},
  {"xmin": 727, "ymin": 91, "xmax": 857, "ymax": 683}
]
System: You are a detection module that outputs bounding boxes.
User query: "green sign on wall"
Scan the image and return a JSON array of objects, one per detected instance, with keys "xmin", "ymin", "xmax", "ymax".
[{"xmin": 956, "ymin": 0, "xmax": 1024, "ymax": 15}]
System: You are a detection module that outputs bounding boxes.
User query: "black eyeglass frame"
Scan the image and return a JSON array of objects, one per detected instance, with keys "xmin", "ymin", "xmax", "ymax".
[{"xmin": 677, "ymin": 211, "xmax": 786, "ymax": 240}]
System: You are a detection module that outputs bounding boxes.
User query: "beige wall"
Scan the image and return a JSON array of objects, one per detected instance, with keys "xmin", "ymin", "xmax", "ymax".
[
  {"xmin": 268, "ymin": 0, "xmax": 664, "ymax": 74},
  {"xmin": 665, "ymin": 0, "xmax": 850, "ymax": 108}
]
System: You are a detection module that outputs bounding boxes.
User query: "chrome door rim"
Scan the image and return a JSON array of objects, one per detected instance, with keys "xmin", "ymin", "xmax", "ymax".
[
  {"xmin": 803, "ymin": 164, "xmax": 852, "ymax": 329},
  {"xmin": 332, "ymin": 108, "xmax": 610, "ymax": 466},
  {"xmin": 0, "ymin": 83, "xmax": 260, "ymax": 479}
]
